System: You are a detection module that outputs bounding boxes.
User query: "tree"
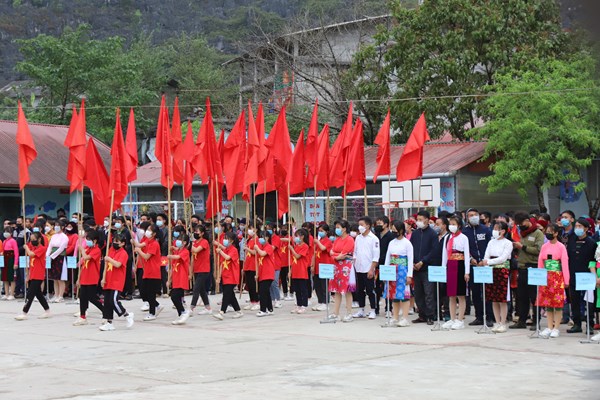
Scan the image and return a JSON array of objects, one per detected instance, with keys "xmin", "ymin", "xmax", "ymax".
[
  {"xmin": 473, "ymin": 55, "xmax": 600, "ymax": 214},
  {"xmin": 348, "ymin": 0, "xmax": 571, "ymax": 141}
]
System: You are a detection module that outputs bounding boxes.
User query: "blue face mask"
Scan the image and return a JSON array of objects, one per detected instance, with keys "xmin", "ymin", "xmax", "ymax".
[
  {"xmin": 71, "ymin": 218, "xmax": 78, "ymax": 223},
  {"xmin": 33, "ymin": 227, "xmax": 40, "ymax": 233},
  {"xmin": 85, "ymin": 240, "xmax": 94, "ymax": 247},
  {"xmin": 318, "ymin": 231, "xmax": 326, "ymax": 239},
  {"xmin": 156, "ymin": 220, "xmax": 164, "ymax": 227},
  {"xmin": 267, "ymin": 229, "xmax": 273, "ymax": 235},
  {"xmin": 114, "ymin": 223, "xmax": 122, "ymax": 230},
  {"xmin": 335, "ymin": 228, "xmax": 342, "ymax": 236},
  {"xmin": 223, "ymin": 239, "xmax": 230, "ymax": 247},
  {"xmin": 574, "ymin": 228, "xmax": 585, "ymax": 237},
  {"xmin": 175, "ymin": 240, "xmax": 183, "ymax": 248},
  {"xmin": 215, "ymin": 227, "xmax": 221, "ymax": 234},
  {"xmin": 294, "ymin": 237, "xmax": 301, "ymax": 244},
  {"xmin": 560, "ymin": 218, "xmax": 570, "ymax": 227},
  {"xmin": 173, "ymin": 231, "xmax": 180, "ymax": 238},
  {"xmin": 329, "ymin": 236, "xmax": 336, "ymax": 242},
  {"xmin": 259, "ymin": 238, "xmax": 266, "ymax": 245}
]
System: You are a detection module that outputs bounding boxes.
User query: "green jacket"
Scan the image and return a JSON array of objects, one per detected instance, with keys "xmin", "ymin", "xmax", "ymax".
[{"xmin": 517, "ymin": 229, "xmax": 544, "ymax": 268}]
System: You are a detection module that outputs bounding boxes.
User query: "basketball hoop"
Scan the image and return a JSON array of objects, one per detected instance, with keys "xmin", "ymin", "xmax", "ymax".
[{"xmin": 376, "ymin": 200, "xmax": 429, "ymax": 209}]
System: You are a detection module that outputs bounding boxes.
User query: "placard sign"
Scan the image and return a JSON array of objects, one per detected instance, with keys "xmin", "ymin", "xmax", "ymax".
[
  {"xmin": 319, "ymin": 263, "xmax": 334, "ymax": 280},
  {"xmin": 527, "ymin": 268, "xmax": 547, "ymax": 286},
  {"xmin": 67, "ymin": 256, "xmax": 78, "ymax": 269},
  {"xmin": 428, "ymin": 266, "xmax": 447, "ymax": 283},
  {"xmin": 473, "ymin": 267, "xmax": 493, "ymax": 284},
  {"xmin": 575, "ymin": 272, "xmax": 597, "ymax": 291},
  {"xmin": 379, "ymin": 265, "xmax": 396, "ymax": 281}
]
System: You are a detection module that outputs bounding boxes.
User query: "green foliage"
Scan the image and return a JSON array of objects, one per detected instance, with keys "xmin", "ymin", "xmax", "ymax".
[
  {"xmin": 473, "ymin": 55, "xmax": 600, "ymax": 211},
  {"xmin": 348, "ymin": 0, "xmax": 571, "ymax": 141}
]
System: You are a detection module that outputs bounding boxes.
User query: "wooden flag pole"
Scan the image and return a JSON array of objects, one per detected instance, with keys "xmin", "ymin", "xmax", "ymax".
[
  {"xmin": 326, "ymin": 189, "xmax": 330, "ymax": 224},
  {"xmin": 342, "ymin": 177, "xmax": 348, "ymax": 220},
  {"xmin": 101, "ymin": 190, "xmax": 116, "ymax": 286},
  {"xmin": 287, "ymin": 182, "xmax": 292, "ymax": 295},
  {"xmin": 22, "ymin": 189, "xmax": 29, "ymax": 301},
  {"xmin": 128, "ymin": 182, "xmax": 138, "ymax": 289},
  {"xmin": 240, "ymin": 197, "xmax": 250, "ymax": 299},
  {"xmin": 313, "ymin": 176, "xmax": 318, "ymax": 274},
  {"xmin": 275, "ymin": 189, "xmax": 279, "ymax": 230},
  {"xmin": 363, "ymin": 186, "xmax": 368, "ymax": 217},
  {"xmin": 167, "ymin": 177, "xmax": 173, "ymax": 298},
  {"xmin": 214, "ymin": 175, "xmax": 222, "ymax": 294},
  {"xmin": 387, "ymin": 174, "xmax": 392, "ymax": 217}
]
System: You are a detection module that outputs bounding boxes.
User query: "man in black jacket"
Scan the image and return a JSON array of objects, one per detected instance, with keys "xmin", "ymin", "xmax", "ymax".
[
  {"xmin": 375, "ymin": 216, "xmax": 395, "ymax": 315},
  {"xmin": 410, "ymin": 210, "xmax": 439, "ymax": 324}
]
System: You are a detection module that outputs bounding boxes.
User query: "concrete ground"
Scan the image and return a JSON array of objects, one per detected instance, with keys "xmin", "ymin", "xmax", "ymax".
[{"xmin": 0, "ymin": 294, "xmax": 598, "ymax": 400}]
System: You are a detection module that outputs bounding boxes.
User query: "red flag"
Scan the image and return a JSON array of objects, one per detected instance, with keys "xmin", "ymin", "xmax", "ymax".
[
  {"xmin": 223, "ymin": 111, "xmax": 246, "ymax": 200},
  {"xmin": 315, "ymin": 124, "xmax": 330, "ymax": 191},
  {"xmin": 171, "ymin": 97, "xmax": 185, "ymax": 184},
  {"xmin": 217, "ymin": 129, "xmax": 225, "ymax": 166},
  {"xmin": 64, "ymin": 106, "xmax": 78, "ymax": 184},
  {"xmin": 108, "ymin": 109, "xmax": 129, "ymax": 210},
  {"xmin": 328, "ymin": 103, "xmax": 353, "ymax": 188},
  {"xmin": 345, "ymin": 119, "xmax": 365, "ymax": 194},
  {"xmin": 16, "ymin": 101, "xmax": 37, "ymax": 190},
  {"xmin": 68, "ymin": 100, "xmax": 87, "ymax": 193},
  {"xmin": 193, "ymin": 98, "xmax": 223, "ymax": 185},
  {"xmin": 304, "ymin": 100, "xmax": 319, "ymax": 188},
  {"xmin": 373, "ymin": 110, "xmax": 391, "ymax": 183},
  {"xmin": 255, "ymin": 153, "xmax": 275, "ymax": 196},
  {"xmin": 243, "ymin": 102, "xmax": 259, "ymax": 202},
  {"xmin": 125, "ymin": 108, "xmax": 138, "ymax": 182},
  {"xmin": 183, "ymin": 122, "xmax": 195, "ymax": 199},
  {"xmin": 277, "ymin": 182, "xmax": 289, "ymax": 219},
  {"xmin": 396, "ymin": 113, "xmax": 430, "ymax": 182},
  {"xmin": 255, "ymin": 103, "xmax": 268, "ymax": 182},
  {"xmin": 265, "ymin": 106, "xmax": 292, "ymax": 187},
  {"xmin": 155, "ymin": 95, "xmax": 173, "ymax": 189},
  {"xmin": 205, "ymin": 178, "xmax": 223, "ymax": 219},
  {"xmin": 287, "ymin": 130, "xmax": 306, "ymax": 195},
  {"xmin": 84, "ymin": 138, "xmax": 110, "ymax": 221}
]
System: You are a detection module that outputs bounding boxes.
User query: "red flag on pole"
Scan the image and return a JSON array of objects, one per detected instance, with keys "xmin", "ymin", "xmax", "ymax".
[
  {"xmin": 84, "ymin": 137, "xmax": 110, "ymax": 221},
  {"xmin": 304, "ymin": 100, "xmax": 319, "ymax": 188},
  {"xmin": 277, "ymin": 181, "xmax": 289, "ymax": 219},
  {"xmin": 396, "ymin": 113, "xmax": 430, "ymax": 182},
  {"xmin": 287, "ymin": 130, "xmax": 306, "ymax": 195},
  {"xmin": 373, "ymin": 110, "xmax": 391, "ymax": 183},
  {"xmin": 16, "ymin": 101, "xmax": 37, "ymax": 190},
  {"xmin": 64, "ymin": 106, "xmax": 78, "ymax": 184},
  {"xmin": 68, "ymin": 100, "xmax": 87, "ymax": 193},
  {"xmin": 155, "ymin": 95, "xmax": 173, "ymax": 189},
  {"xmin": 315, "ymin": 124, "xmax": 330, "ymax": 192},
  {"xmin": 183, "ymin": 121, "xmax": 195, "ymax": 199},
  {"xmin": 223, "ymin": 111, "xmax": 246, "ymax": 200},
  {"xmin": 171, "ymin": 97, "xmax": 185, "ymax": 185},
  {"xmin": 328, "ymin": 103, "xmax": 353, "ymax": 188},
  {"xmin": 255, "ymin": 103, "xmax": 268, "ymax": 182},
  {"xmin": 243, "ymin": 102, "xmax": 259, "ymax": 202},
  {"xmin": 345, "ymin": 119, "xmax": 366, "ymax": 194},
  {"xmin": 109, "ymin": 109, "xmax": 129, "ymax": 210},
  {"xmin": 205, "ymin": 178, "xmax": 223, "ymax": 219},
  {"xmin": 125, "ymin": 108, "xmax": 138, "ymax": 182},
  {"xmin": 265, "ymin": 106, "xmax": 292, "ymax": 187},
  {"xmin": 193, "ymin": 98, "xmax": 223, "ymax": 185}
]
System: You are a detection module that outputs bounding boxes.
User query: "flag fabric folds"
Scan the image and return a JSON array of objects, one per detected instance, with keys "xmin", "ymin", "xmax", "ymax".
[
  {"xmin": 373, "ymin": 110, "xmax": 391, "ymax": 183},
  {"xmin": 84, "ymin": 137, "xmax": 110, "ymax": 222},
  {"xmin": 396, "ymin": 113, "xmax": 430, "ymax": 182},
  {"xmin": 16, "ymin": 101, "xmax": 37, "ymax": 190}
]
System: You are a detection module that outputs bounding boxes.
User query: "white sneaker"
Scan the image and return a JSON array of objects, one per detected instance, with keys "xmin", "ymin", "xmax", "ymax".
[
  {"xmin": 491, "ymin": 323, "xmax": 500, "ymax": 332},
  {"xmin": 368, "ymin": 310, "xmax": 377, "ymax": 320},
  {"xmin": 172, "ymin": 312, "xmax": 189, "ymax": 325},
  {"xmin": 72, "ymin": 317, "xmax": 88, "ymax": 326},
  {"xmin": 99, "ymin": 322, "xmax": 115, "ymax": 331},
  {"xmin": 274, "ymin": 301, "xmax": 283, "ymax": 309},
  {"xmin": 549, "ymin": 329, "xmax": 560, "ymax": 338},
  {"xmin": 284, "ymin": 295, "xmax": 294, "ymax": 301},
  {"xmin": 140, "ymin": 302, "xmax": 149, "ymax": 312},
  {"xmin": 315, "ymin": 304, "xmax": 327, "ymax": 311},
  {"xmin": 197, "ymin": 308, "xmax": 212, "ymax": 315},
  {"xmin": 55, "ymin": 297, "xmax": 64, "ymax": 303},
  {"xmin": 1, "ymin": 295, "xmax": 7, "ymax": 300},
  {"xmin": 250, "ymin": 304, "xmax": 260, "ymax": 311},
  {"xmin": 14, "ymin": 313, "xmax": 27, "ymax": 321},
  {"xmin": 155, "ymin": 305, "xmax": 164, "ymax": 316},
  {"xmin": 243, "ymin": 304, "xmax": 252, "ymax": 310},
  {"xmin": 161, "ymin": 293, "xmax": 169, "ymax": 298},
  {"xmin": 232, "ymin": 311, "xmax": 244, "ymax": 319},
  {"xmin": 352, "ymin": 310, "xmax": 365, "ymax": 318},
  {"xmin": 256, "ymin": 311, "xmax": 269, "ymax": 317},
  {"xmin": 311, "ymin": 304, "xmax": 319, "ymax": 311},
  {"xmin": 408, "ymin": 308, "xmax": 415, "ymax": 315},
  {"xmin": 385, "ymin": 311, "xmax": 392, "ymax": 318},
  {"xmin": 290, "ymin": 307, "xmax": 299, "ymax": 314},
  {"xmin": 7, "ymin": 295, "xmax": 15, "ymax": 301},
  {"xmin": 328, "ymin": 314, "xmax": 340, "ymax": 321},
  {"xmin": 450, "ymin": 320, "xmax": 465, "ymax": 330},
  {"xmin": 212, "ymin": 311, "xmax": 224, "ymax": 321},
  {"xmin": 540, "ymin": 328, "xmax": 552, "ymax": 338},
  {"xmin": 591, "ymin": 333, "xmax": 600, "ymax": 342},
  {"xmin": 397, "ymin": 318, "xmax": 410, "ymax": 327},
  {"xmin": 297, "ymin": 307, "xmax": 306, "ymax": 314},
  {"xmin": 48, "ymin": 297, "xmax": 56, "ymax": 303},
  {"xmin": 442, "ymin": 319, "xmax": 454, "ymax": 330},
  {"xmin": 342, "ymin": 314, "xmax": 354, "ymax": 323},
  {"xmin": 143, "ymin": 314, "xmax": 156, "ymax": 321},
  {"xmin": 496, "ymin": 323, "xmax": 508, "ymax": 333},
  {"xmin": 351, "ymin": 302, "xmax": 359, "ymax": 309},
  {"xmin": 38, "ymin": 311, "xmax": 51, "ymax": 319},
  {"xmin": 125, "ymin": 313, "xmax": 135, "ymax": 328}
]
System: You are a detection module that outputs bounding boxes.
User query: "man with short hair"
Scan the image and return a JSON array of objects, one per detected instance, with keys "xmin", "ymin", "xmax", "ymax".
[
  {"xmin": 410, "ymin": 210, "xmax": 439, "ymax": 324},
  {"xmin": 375, "ymin": 216, "xmax": 394, "ymax": 315},
  {"xmin": 353, "ymin": 216, "xmax": 380, "ymax": 319}
]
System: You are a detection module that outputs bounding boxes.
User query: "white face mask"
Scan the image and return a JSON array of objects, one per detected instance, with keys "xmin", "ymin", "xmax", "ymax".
[
  {"xmin": 492, "ymin": 230, "xmax": 501, "ymax": 239},
  {"xmin": 449, "ymin": 225, "xmax": 458, "ymax": 234},
  {"xmin": 358, "ymin": 225, "xmax": 367, "ymax": 234},
  {"xmin": 416, "ymin": 221, "xmax": 426, "ymax": 229},
  {"xmin": 469, "ymin": 216, "xmax": 480, "ymax": 226},
  {"xmin": 103, "ymin": 221, "xmax": 109, "ymax": 227},
  {"xmin": 247, "ymin": 229, "xmax": 255, "ymax": 237},
  {"xmin": 145, "ymin": 230, "xmax": 153, "ymax": 239},
  {"xmin": 350, "ymin": 231, "xmax": 358, "ymax": 238}
]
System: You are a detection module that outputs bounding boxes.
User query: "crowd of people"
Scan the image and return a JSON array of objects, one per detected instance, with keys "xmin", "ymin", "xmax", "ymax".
[{"xmin": 1, "ymin": 207, "xmax": 599, "ymax": 340}]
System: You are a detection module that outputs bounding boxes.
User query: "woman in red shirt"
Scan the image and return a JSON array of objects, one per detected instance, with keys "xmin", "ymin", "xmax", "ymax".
[
  {"xmin": 289, "ymin": 228, "xmax": 310, "ymax": 314},
  {"xmin": 15, "ymin": 232, "xmax": 51, "ymax": 320},
  {"xmin": 266, "ymin": 223, "xmax": 283, "ymax": 308},
  {"xmin": 190, "ymin": 224, "xmax": 211, "ymax": 315},
  {"xmin": 135, "ymin": 224, "xmax": 164, "ymax": 321},
  {"xmin": 254, "ymin": 230, "xmax": 275, "ymax": 316},
  {"xmin": 313, "ymin": 223, "xmax": 334, "ymax": 311},
  {"xmin": 73, "ymin": 230, "xmax": 104, "ymax": 326},
  {"xmin": 242, "ymin": 224, "xmax": 260, "ymax": 311},
  {"xmin": 329, "ymin": 219, "xmax": 355, "ymax": 322},
  {"xmin": 212, "ymin": 232, "xmax": 243, "ymax": 320},
  {"xmin": 100, "ymin": 234, "xmax": 134, "ymax": 331},
  {"xmin": 168, "ymin": 233, "xmax": 191, "ymax": 325}
]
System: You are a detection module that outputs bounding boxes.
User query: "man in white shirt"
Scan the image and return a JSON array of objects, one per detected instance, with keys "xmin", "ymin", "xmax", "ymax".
[{"xmin": 353, "ymin": 216, "xmax": 380, "ymax": 319}]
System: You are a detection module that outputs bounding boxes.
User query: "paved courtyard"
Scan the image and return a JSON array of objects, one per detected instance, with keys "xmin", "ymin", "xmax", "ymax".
[{"xmin": 1, "ymin": 294, "xmax": 598, "ymax": 400}]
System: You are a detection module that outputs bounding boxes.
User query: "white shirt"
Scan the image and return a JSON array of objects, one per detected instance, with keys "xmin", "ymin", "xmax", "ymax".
[
  {"xmin": 385, "ymin": 237, "xmax": 414, "ymax": 277},
  {"xmin": 444, "ymin": 233, "xmax": 471, "ymax": 274},
  {"xmin": 483, "ymin": 237, "xmax": 513, "ymax": 265},
  {"xmin": 354, "ymin": 231, "xmax": 380, "ymax": 273},
  {"xmin": 47, "ymin": 232, "xmax": 69, "ymax": 259}
]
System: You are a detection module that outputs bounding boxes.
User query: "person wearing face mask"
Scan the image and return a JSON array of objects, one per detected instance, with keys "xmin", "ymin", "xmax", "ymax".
[
  {"xmin": 264, "ymin": 223, "xmax": 283, "ymax": 308},
  {"xmin": 441, "ymin": 215, "xmax": 471, "ymax": 330},
  {"xmin": 13, "ymin": 216, "xmax": 29, "ymax": 299},
  {"xmin": 254, "ymin": 230, "xmax": 276, "ymax": 316},
  {"xmin": 565, "ymin": 218, "xmax": 597, "ymax": 334},
  {"xmin": 112, "ymin": 216, "xmax": 134, "ymax": 300},
  {"xmin": 190, "ymin": 225, "xmax": 212, "ymax": 315},
  {"xmin": 155, "ymin": 213, "xmax": 169, "ymax": 298},
  {"xmin": 63, "ymin": 222, "xmax": 79, "ymax": 298},
  {"xmin": 313, "ymin": 224, "xmax": 333, "ymax": 312},
  {"xmin": 100, "ymin": 235, "xmax": 134, "ymax": 331},
  {"xmin": 410, "ymin": 210, "xmax": 439, "ymax": 325},
  {"xmin": 289, "ymin": 229, "xmax": 311, "ymax": 314},
  {"xmin": 135, "ymin": 225, "xmax": 164, "ymax": 321},
  {"xmin": 374, "ymin": 216, "xmax": 395, "ymax": 316},
  {"xmin": 242, "ymin": 224, "xmax": 260, "ymax": 311},
  {"xmin": 385, "ymin": 220, "xmax": 414, "ymax": 327},
  {"xmin": 279, "ymin": 229, "xmax": 293, "ymax": 301},
  {"xmin": 479, "ymin": 222, "xmax": 513, "ymax": 333},
  {"xmin": 558, "ymin": 210, "xmax": 575, "ymax": 246},
  {"xmin": 73, "ymin": 230, "xmax": 104, "ymax": 326},
  {"xmin": 46, "ymin": 220, "xmax": 69, "ymax": 303},
  {"xmin": 329, "ymin": 220, "xmax": 356, "ymax": 322},
  {"xmin": 1, "ymin": 227, "xmax": 18, "ymax": 300},
  {"xmin": 352, "ymin": 216, "xmax": 380, "ymax": 320},
  {"xmin": 510, "ymin": 211, "xmax": 544, "ymax": 330},
  {"xmin": 15, "ymin": 232, "xmax": 51, "ymax": 320},
  {"xmin": 421, "ymin": 214, "xmax": 451, "ymax": 321},
  {"xmin": 167, "ymin": 233, "xmax": 191, "ymax": 325},
  {"xmin": 212, "ymin": 232, "xmax": 243, "ymax": 320}
]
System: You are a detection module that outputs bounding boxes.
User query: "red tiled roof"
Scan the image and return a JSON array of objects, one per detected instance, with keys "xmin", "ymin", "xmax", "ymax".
[
  {"xmin": 0, "ymin": 120, "xmax": 112, "ymax": 188},
  {"xmin": 134, "ymin": 141, "xmax": 487, "ymax": 185}
]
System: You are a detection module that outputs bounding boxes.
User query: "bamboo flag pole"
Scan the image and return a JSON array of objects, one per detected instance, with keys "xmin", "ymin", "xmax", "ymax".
[
  {"xmin": 387, "ymin": 174, "xmax": 392, "ymax": 217},
  {"xmin": 240, "ymin": 197, "xmax": 250, "ymax": 299},
  {"xmin": 214, "ymin": 175, "xmax": 222, "ymax": 294},
  {"xmin": 167, "ymin": 176, "xmax": 173, "ymax": 297},
  {"xmin": 326, "ymin": 189, "xmax": 330, "ymax": 224},
  {"xmin": 313, "ymin": 176, "xmax": 318, "ymax": 273},
  {"xmin": 275, "ymin": 189, "xmax": 279, "ymax": 230},
  {"xmin": 363, "ymin": 186, "xmax": 368, "ymax": 217},
  {"xmin": 101, "ymin": 190, "xmax": 116, "ymax": 285},
  {"xmin": 343, "ymin": 177, "xmax": 348, "ymax": 220},
  {"xmin": 287, "ymin": 182, "xmax": 292, "ymax": 296},
  {"xmin": 128, "ymin": 182, "xmax": 138, "ymax": 289},
  {"xmin": 75, "ymin": 188, "xmax": 85, "ymax": 299},
  {"xmin": 22, "ymin": 189, "xmax": 28, "ymax": 301}
]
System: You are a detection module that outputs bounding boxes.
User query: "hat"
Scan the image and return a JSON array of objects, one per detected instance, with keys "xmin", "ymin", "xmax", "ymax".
[{"xmin": 237, "ymin": 217, "xmax": 247, "ymax": 225}]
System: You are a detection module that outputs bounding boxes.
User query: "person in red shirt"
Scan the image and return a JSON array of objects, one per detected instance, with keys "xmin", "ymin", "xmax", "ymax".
[
  {"xmin": 289, "ymin": 228, "xmax": 310, "ymax": 314},
  {"xmin": 254, "ymin": 231, "xmax": 275, "ymax": 316},
  {"xmin": 313, "ymin": 223, "xmax": 334, "ymax": 311},
  {"xmin": 212, "ymin": 232, "xmax": 243, "ymax": 320},
  {"xmin": 15, "ymin": 232, "xmax": 50, "ymax": 320},
  {"xmin": 73, "ymin": 230, "xmax": 104, "ymax": 326},
  {"xmin": 168, "ymin": 233, "xmax": 191, "ymax": 325},
  {"xmin": 266, "ymin": 223, "xmax": 283, "ymax": 309},
  {"xmin": 132, "ymin": 221, "xmax": 150, "ymax": 310},
  {"xmin": 190, "ymin": 224, "xmax": 212, "ymax": 315},
  {"xmin": 100, "ymin": 234, "xmax": 134, "ymax": 331},
  {"xmin": 135, "ymin": 224, "xmax": 164, "ymax": 321},
  {"xmin": 279, "ymin": 228, "xmax": 293, "ymax": 300},
  {"xmin": 329, "ymin": 219, "xmax": 355, "ymax": 321},
  {"xmin": 301, "ymin": 222, "xmax": 316, "ymax": 299},
  {"xmin": 242, "ymin": 224, "xmax": 260, "ymax": 311}
]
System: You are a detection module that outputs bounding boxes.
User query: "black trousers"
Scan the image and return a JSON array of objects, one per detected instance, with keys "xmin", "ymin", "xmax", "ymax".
[
  {"xmin": 135, "ymin": 268, "xmax": 144, "ymax": 293},
  {"xmin": 292, "ymin": 278, "xmax": 308, "ymax": 307},
  {"xmin": 122, "ymin": 256, "xmax": 133, "ymax": 296},
  {"xmin": 413, "ymin": 269, "xmax": 436, "ymax": 320},
  {"xmin": 103, "ymin": 289, "xmax": 127, "ymax": 321},
  {"xmin": 516, "ymin": 266, "xmax": 538, "ymax": 323},
  {"xmin": 171, "ymin": 288, "xmax": 185, "ymax": 316},
  {"xmin": 244, "ymin": 270, "xmax": 259, "ymax": 302},
  {"xmin": 313, "ymin": 274, "xmax": 327, "ymax": 304},
  {"xmin": 79, "ymin": 284, "xmax": 103, "ymax": 317},
  {"xmin": 356, "ymin": 272, "xmax": 376, "ymax": 310},
  {"xmin": 569, "ymin": 284, "xmax": 596, "ymax": 327},
  {"xmin": 23, "ymin": 279, "xmax": 49, "ymax": 313},
  {"xmin": 221, "ymin": 284, "xmax": 240, "ymax": 313},
  {"xmin": 306, "ymin": 267, "xmax": 312, "ymax": 296},
  {"xmin": 142, "ymin": 278, "xmax": 161, "ymax": 315},
  {"xmin": 280, "ymin": 266, "xmax": 291, "ymax": 294},
  {"xmin": 191, "ymin": 272, "xmax": 210, "ymax": 307},
  {"xmin": 259, "ymin": 279, "xmax": 273, "ymax": 312},
  {"xmin": 160, "ymin": 266, "xmax": 168, "ymax": 295}
]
